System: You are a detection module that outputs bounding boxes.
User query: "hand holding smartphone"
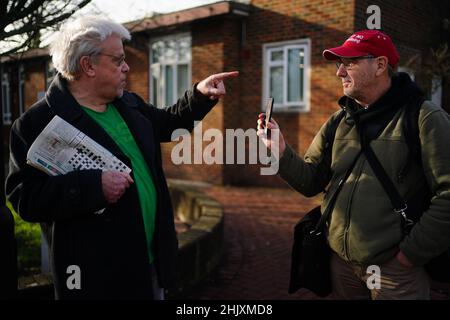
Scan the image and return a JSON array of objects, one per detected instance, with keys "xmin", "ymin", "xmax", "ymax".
[{"xmin": 265, "ymin": 97, "xmax": 274, "ymax": 136}]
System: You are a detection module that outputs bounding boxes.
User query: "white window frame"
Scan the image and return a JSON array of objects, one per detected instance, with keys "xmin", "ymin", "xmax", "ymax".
[
  {"xmin": 1, "ymin": 68, "xmax": 12, "ymax": 125},
  {"xmin": 149, "ymin": 33, "xmax": 192, "ymax": 108},
  {"xmin": 262, "ymin": 38, "xmax": 311, "ymax": 112}
]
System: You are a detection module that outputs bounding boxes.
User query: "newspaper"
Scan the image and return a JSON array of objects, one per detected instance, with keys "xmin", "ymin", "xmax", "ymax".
[{"xmin": 26, "ymin": 115, "xmax": 131, "ymax": 176}]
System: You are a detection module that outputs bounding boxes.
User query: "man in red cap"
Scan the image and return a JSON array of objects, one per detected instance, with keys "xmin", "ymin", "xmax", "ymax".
[
  {"xmin": 258, "ymin": 30, "xmax": 450, "ymax": 299},
  {"xmin": 322, "ymin": 30, "xmax": 400, "ymax": 108}
]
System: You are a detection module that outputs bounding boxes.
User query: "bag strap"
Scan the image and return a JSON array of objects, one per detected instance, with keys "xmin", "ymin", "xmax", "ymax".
[
  {"xmin": 314, "ymin": 149, "xmax": 362, "ymax": 232},
  {"xmin": 313, "ymin": 110, "xmax": 360, "ymax": 232},
  {"xmin": 399, "ymin": 96, "xmax": 425, "ymax": 180},
  {"xmin": 360, "ymin": 96, "xmax": 427, "ymax": 230},
  {"xmin": 359, "ymin": 133, "xmax": 414, "ymax": 230}
]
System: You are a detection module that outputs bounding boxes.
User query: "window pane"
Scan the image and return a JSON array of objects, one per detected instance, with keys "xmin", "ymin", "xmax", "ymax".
[
  {"xmin": 151, "ymin": 64, "xmax": 160, "ymax": 105},
  {"xmin": 1, "ymin": 86, "xmax": 7, "ymax": 113},
  {"xmin": 178, "ymin": 37, "xmax": 191, "ymax": 61},
  {"xmin": 163, "ymin": 39, "xmax": 176, "ymax": 62},
  {"xmin": 2, "ymin": 73, "xmax": 8, "ymax": 112},
  {"xmin": 152, "ymin": 74, "xmax": 158, "ymax": 106},
  {"xmin": 165, "ymin": 65, "xmax": 174, "ymax": 105},
  {"xmin": 288, "ymin": 48, "xmax": 304, "ymax": 102},
  {"xmin": 271, "ymin": 50, "xmax": 283, "ymax": 62},
  {"xmin": 2, "ymin": 72, "xmax": 11, "ymax": 123},
  {"xmin": 270, "ymin": 66, "xmax": 283, "ymax": 104},
  {"xmin": 151, "ymin": 35, "xmax": 191, "ymax": 108},
  {"xmin": 19, "ymin": 65, "xmax": 25, "ymax": 114},
  {"xmin": 152, "ymin": 41, "xmax": 164, "ymax": 63},
  {"xmin": 151, "ymin": 41, "xmax": 164, "ymax": 63},
  {"xmin": 177, "ymin": 64, "xmax": 189, "ymax": 98}
]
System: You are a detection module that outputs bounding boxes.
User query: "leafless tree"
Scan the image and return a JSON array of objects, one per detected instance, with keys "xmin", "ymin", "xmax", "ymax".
[{"xmin": 0, "ymin": 0, "xmax": 91, "ymax": 56}]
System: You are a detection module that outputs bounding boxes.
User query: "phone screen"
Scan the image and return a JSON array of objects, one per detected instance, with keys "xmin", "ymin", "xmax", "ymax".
[{"xmin": 265, "ymin": 97, "xmax": 274, "ymax": 135}]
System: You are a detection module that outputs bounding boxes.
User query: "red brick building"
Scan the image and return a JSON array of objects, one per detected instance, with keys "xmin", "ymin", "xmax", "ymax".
[{"xmin": 2, "ymin": 0, "xmax": 449, "ymax": 187}]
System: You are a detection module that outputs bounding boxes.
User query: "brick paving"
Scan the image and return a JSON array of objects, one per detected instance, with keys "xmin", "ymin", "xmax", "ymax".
[
  {"xmin": 184, "ymin": 185, "xmax": 322, "ymax": 300},
  {"xmin": 183, "ymin": 185, "xmax": 450, "ymax": 300}
]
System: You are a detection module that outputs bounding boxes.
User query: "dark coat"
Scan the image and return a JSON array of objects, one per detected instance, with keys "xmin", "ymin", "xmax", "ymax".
[{"xmin": 5, "ymin": 74, "xmax": 217, "ymax": 299}]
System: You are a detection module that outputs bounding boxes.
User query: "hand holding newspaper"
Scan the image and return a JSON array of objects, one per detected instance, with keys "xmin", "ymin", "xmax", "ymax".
[
  {"xmin": 26, "ymin": 116, "xmax": 131, "ymax": 214},
  {"xmin": 27, "ymin": 115, "xmax": 131, "ymax": 176}
]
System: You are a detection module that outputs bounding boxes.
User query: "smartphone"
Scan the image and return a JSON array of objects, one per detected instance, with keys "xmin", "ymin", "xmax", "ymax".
[{"xmin": 265, "ymin": 97, "xmax": 274, "ymax": 135}]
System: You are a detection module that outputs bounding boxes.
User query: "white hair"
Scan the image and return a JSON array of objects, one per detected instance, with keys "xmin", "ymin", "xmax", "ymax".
[{"xmin": 50, "ymin": 16, "xmax": 131, "ymax": 81}]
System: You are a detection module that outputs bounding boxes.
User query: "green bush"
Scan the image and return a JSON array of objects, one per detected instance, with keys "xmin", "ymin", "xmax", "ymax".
[{"xmin": 7, "ymin": 201, "xmax": 42, "ymax": 276}]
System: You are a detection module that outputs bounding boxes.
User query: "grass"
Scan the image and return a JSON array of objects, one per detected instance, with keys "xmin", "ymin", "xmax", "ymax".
[{"xmin": 6, "ymin": 201, "xmax": 42, "ymax": 276}]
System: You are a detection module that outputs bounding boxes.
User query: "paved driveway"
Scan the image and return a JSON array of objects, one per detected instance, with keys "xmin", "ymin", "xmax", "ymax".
[{"xmin": 184, "ymin": 185, "xmax": 450, "ymax": 300}]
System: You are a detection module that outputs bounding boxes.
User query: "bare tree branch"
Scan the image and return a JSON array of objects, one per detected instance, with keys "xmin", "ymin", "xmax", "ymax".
[{"xmin": 0, "ymin": 0, "xmax": 91, "ymax": 56}]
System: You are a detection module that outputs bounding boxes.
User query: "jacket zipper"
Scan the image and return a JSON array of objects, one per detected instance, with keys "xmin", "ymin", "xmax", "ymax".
[{"xmin": 343, "ymin": 157, "xmax": 366, "ymax": 260}]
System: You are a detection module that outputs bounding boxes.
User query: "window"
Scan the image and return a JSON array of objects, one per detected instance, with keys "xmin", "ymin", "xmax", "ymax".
[
  {"xmin": 18, "ymin": 64, "xmax": 25, "ymax": 115},
  {"xmin": 45, "ymin": 59, "xmax": 56, "ymax": 89},
  {"xmin": 150, "ymin": 34, "xmax": 191, "ymax": 107},
  {"xmin": 263, "ymin": 39, "xmax": 311, "ymax": 112},
  {"xmin": 1, "ymin": 70, "xmax": 12, "ymax": 125}
]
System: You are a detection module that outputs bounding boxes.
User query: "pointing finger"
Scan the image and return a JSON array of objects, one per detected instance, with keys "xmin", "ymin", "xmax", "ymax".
[{"xmin": 211, "ymin": 71, "xmax": 239, "ymax": 81}]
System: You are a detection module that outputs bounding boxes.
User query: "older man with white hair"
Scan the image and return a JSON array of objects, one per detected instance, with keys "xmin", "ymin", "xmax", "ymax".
[{"xmin": 6, "ymin": 16, "xmax": 238, "ymax": 300}]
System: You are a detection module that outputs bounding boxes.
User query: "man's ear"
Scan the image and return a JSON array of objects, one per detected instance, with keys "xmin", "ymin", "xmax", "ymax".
[
  {"xmin": 375, "ymin": 56, "xmax": 388, "ymax": 76},
  {"xmin": 79, "ymin": 56, "xmax": 96, "ymax": 77}
]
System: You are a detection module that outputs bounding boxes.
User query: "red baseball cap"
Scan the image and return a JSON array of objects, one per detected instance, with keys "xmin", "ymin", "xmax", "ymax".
[{"xmin": 322, "ymin": 30, "xmax": 400, "ymax": 68}]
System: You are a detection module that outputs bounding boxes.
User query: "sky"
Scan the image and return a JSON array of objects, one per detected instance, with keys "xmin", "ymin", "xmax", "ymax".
[
  {"xmin": 79, "ymin": 0, "xmax": 221, "ymax": 23},
  {"xmin": 1, "ymin": 0, "xmax": 223, "ymax": 53}
]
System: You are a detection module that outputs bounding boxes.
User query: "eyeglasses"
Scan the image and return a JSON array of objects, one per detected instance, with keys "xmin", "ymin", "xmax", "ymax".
[
  {"xmin": 335, "ymin": 55, "xmax": 375, "ymax": 70},
  {"xmin": 94, "ymin": 52, "xmax": 127, "ymax": 67}
]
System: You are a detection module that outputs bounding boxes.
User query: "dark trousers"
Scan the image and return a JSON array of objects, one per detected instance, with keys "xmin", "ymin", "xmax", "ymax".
[
  {"xmin": 330, "ymin": 252, "xmax": 430, "ymax": 300},
  {"xmin": 0, "ymin": 205, "xmax": 17, "ymax": 299}
]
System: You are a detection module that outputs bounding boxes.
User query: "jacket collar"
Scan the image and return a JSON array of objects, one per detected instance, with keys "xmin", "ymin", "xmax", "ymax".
[
  {"xmin": 45, "ymin": 73, "xmax": 84, "ymax": 122},
  {"xmin": 337, "ymin": 72, "xmax": 425, "ymax": 143},
  {"xmin": 338, "ymin": 72, "xmax": 424, "ymax": 125}
]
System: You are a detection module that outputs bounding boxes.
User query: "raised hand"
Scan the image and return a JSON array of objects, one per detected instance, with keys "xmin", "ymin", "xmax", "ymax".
[
  {"xmin": 196, "ymin": 71, "xmax": 239, "ymax": 100},
  {"xmin": 256, "ymin": 113, "xmax": 286, "ymax": 158}
]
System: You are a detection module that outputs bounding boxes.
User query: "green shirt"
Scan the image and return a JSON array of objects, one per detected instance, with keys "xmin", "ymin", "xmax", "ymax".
[{"xmin": 82, "ymin": 103, "xmax": 157, "ymax": 263}]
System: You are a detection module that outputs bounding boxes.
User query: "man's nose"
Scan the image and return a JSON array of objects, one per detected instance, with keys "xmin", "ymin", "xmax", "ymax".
[
  {"xmin": 122, "ymin": 61, "xmax": 130, "ymax": 73},
  {"xmin": 336, "ymin": 64, "xmax": 347, "ymax": 77}
]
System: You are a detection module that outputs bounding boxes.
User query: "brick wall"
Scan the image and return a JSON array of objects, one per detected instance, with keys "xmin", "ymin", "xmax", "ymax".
[
  {"xmin": 355, "ymin": 0, "xmax": 442, "ymax": 58},
  {"xmin": 24, "ymin": 58, "xmax": 46, "ymax": 112},
  {"xmin": 5, "ymin": 0, "xmax": 447, "ymax": 188},
  {"xmin": 223, "ymin": 0, "xmax": 355, "ymax": 187},
  {"xmin": 143, "ymin": 0, "xmax": 360, "ymax": 187},
  {"xmin": 125, "ymin": 34, "xmax": 150, "ymax": 101},
  {"xmin": 221, "ymin": 18, "xmax": 245, "ymax": 185},
  {"xmin": 222, "ymin": 0, "xmax": 449, "ymax": 187},
  {"xmin": 355, "ymin": 0, "xmax": 450, "ymax": 106},
  {"xmin": 157, "ymin": 19, "xmax": 231, "ymax": 185},
  {"xmin": 1, "ymin": 57, "xmax": 45, "ymax": 160}
]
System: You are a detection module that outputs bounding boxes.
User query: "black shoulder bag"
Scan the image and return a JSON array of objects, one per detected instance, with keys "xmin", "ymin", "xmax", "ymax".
[
  {"xmin": 360, "ymin": 132, "xmax": 450, "ymax": 283},
  {"xmin": 288, "ymin": 111, "xmax": 362, "ymax": 297}
]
